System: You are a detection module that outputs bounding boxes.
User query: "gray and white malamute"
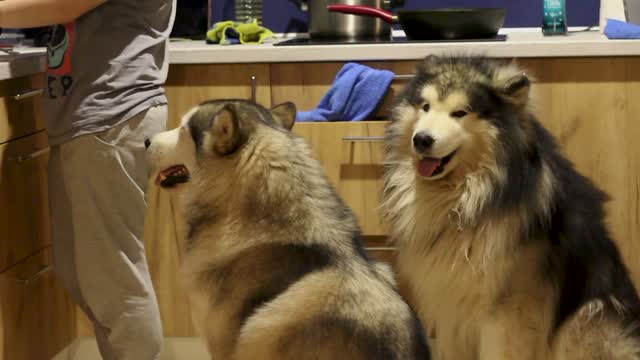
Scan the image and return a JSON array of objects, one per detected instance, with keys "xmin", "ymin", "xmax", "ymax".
[
  {"xmin": 383, "ymin": 55, "xmax": 640, "ymax": 359},
  {"xmin": 146, "ymin": 99, "xmax": 429, "ymax": 359}
]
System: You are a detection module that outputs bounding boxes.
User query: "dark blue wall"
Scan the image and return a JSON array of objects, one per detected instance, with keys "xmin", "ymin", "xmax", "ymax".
[{"xmin": 212, "ymin": 0, "xmax": 600, "ymax": 33}]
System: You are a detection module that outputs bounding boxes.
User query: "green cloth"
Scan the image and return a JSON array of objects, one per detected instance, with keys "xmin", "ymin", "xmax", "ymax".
[{"xmin": 206, "ymin": 19, "xmax": 274, "ymax": 45}]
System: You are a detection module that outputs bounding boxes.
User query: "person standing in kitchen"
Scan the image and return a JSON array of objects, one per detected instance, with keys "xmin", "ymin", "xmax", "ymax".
[{"xmin": 0, "ymin": 0, "xmax": 175, "ymax": 359}]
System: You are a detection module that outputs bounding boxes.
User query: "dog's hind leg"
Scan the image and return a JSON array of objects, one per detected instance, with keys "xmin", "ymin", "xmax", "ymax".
[
  {"xmin": 478, "ymin": 317, "xmax": 547, "ymax": 360},
  {"xmin": 552, "ymin": 312, "xmax": 640, "ymax": 360},
  {"xmin": 478, "ymin": 299, "xmax": 555, "ymax": 360}
]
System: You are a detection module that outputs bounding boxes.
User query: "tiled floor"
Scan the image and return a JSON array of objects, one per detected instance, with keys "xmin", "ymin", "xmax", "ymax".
[{"xmin": 52, "ymin": 337, "xmax": 210, "ymax": 360}]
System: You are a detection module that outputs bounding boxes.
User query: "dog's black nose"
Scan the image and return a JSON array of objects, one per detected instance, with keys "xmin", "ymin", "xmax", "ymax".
[
  {"xmin": 144, "ymin": 138, "xmax": 151, "ymax": 149},
  {"xmin": 413, "ymin": 132, "xmax": 435, "ymax": 152}
]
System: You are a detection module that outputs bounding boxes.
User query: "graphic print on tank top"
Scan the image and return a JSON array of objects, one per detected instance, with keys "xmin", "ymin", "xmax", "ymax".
[{"xmin": 46, "ymin": 23, "xmax": 74, "ymax": 99}]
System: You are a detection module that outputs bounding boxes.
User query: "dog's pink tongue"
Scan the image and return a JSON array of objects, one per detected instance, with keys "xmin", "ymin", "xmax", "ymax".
[{"xmin": 418, "ymin": 158, "xmax": 441, "ymax": 177}]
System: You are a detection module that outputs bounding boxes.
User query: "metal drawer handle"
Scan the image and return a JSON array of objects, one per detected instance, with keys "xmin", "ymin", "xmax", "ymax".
[
  {"xmin": 365, "ymin": 246, "xmax": 397, "ymax": 251},
  {"xmin": 250, "ymin": 75, "xmax": 257, "ymax": 103},
  {"xmin": 13, "ymin": 88, "xmax": 44, "ymax": 101},
  {"xmin": 10, "ymin": 146, "xmax": 50, "ymax": 162},
  {"xmin": 17, "ymin": 265, "xmax": 52, "ymax": 284},
  {"xmin": 342, "ymin": 136, "xmax": 384, "ymax": 142},
  {"xmin": 393, "ymin": 74, "xmax": 415, "ymax": 80}
]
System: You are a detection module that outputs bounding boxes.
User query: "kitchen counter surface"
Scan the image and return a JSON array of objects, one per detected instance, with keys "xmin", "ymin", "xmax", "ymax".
[
  {"xmin": 0, "ymin": 49, "xmax": 46, "ymax": 81},
  {"xmin": 3, "ymin": 29, "xmax": 640, "ymax": 80},
  {"xmin": 169, "ymin": 29, "xmax": 640, "ymax": 64}
]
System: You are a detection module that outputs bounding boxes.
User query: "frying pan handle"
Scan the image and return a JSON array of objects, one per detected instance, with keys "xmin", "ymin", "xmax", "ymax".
[
  {"xmin": 385, "ymin": 0, "xmax": 405, "ymax": 8},
  {"xmin": 289, "ymin": 0, "xmax": 308, "ymax": 12},
  {"xmin": 326, "ymin": 5, "xmax": 396, "ymax": 23}
]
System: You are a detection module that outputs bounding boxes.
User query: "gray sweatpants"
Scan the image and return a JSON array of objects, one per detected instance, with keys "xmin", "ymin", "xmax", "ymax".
[{"xmin": 49, "ymin": 105, "xmax": 167, "ymax": 360}]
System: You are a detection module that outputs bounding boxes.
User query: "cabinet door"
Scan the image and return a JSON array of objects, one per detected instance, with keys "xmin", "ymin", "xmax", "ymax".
[
  {"xmin": 164, "ymin": 64, "xmax": 271, "ymax": 129},
  {"xmin": 0, "ymin": 130, "xmax": 50, "ymax": 272},
  {"xmin": 0, "ymin": 74, "xmax": 45, "ymax": 144},
  {"xmin": 293, "ymin": 121, "xmax": 389, "ymax": 236},
  {"xmin": 0, "ymin": 248, "xmax": 75, "ymax": 360},
  {"xmin": 142, "ymin": 182, "xmax": 195, "ymax": 337}
]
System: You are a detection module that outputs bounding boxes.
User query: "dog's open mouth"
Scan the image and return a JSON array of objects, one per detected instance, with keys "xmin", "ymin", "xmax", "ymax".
[
  {"xmin": 156, "ymin": 164, "xmax": 190, "ymax": 188},
  {"xmin": 417, "ymin": 150, "xmax": 457, "ymax": 178}
]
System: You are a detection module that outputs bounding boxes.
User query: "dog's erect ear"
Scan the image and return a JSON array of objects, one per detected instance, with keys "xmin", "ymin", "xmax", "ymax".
[
  {"xmin": 211, "ymin": 104, "xmax": 244, "ymax": 155},
  {"xmin": 492, "ymin": 62, "xmax": 532, "ymax": 108},
  {"xmin": 417, "ymin": 55, "xmax": 439, "ymax": 74},
  {"xmin": 501, "ymin": 73, "xmax": 531, "ymax": 107},
  {"xmin": 270, "ymin": 102, "xmax": 297, "ymax": 131}
]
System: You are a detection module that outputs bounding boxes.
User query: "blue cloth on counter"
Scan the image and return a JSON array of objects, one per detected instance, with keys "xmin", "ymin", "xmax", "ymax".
[
  {"xmin": 295, "ymin": 62, "xmax": 395, "ymax": 122},
  {"xmin": 604, "ymin": 18, "xmax": 640, "ymax": 39}
]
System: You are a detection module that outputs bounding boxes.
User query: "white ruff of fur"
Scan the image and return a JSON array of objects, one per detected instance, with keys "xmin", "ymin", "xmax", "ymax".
[{"xmin": 384, "ymin": 138, "xmax": 505, "ymax": 255}]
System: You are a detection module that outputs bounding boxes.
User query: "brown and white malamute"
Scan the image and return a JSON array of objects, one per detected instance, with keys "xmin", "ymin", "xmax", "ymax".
[
  {"xmin": 383, "ymin": 55, "xmax": 640, "ymax": 359},
  {"xmin": 146, "ymin": 99, "xmax": 429, "ymax": 359}
]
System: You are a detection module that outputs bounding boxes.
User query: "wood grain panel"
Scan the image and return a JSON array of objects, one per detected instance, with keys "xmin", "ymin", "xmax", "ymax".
[
  {"xmin": 270, "ymin": 61, "xmax": 417, "ymax": 120},
  {"xmin": 0, "ymin": 248, "xmax": 76, "ymax": 360},
  {"xmin": 520, "ymin": 57, "xmax": 640, "ymax": 286},
  {"xmin": 293, "ymin": 121, "xmax": 388, "ymax": 236},
  {"xmin": 165, "ymin": 64, "xmax": 271, "ymax": 129},
  {"xmin": 0, "ymin": 131, "xmax": 50, "ymax": 272},
  {"xmin": 0, "ymin": 74, "xmax": 45, "ymax": 144},
  {"xmin": 143, "ymin": 182, "xmax": 194, "ymax": 337}
]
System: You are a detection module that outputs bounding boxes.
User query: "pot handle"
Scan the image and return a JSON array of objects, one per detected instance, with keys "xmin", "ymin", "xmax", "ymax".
[
  {"xmin": 326, "ymin": 5, "xmax": 395, "ymax": 23},
  {"xmin": 289, "ymin": 0, "xmax": 308, "ymax": 12}
]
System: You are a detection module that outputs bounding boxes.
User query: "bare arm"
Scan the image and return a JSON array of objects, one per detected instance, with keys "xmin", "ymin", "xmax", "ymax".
[{"xmin": 0, "ymin": 0, "xmax": 107, "ymax": 29}]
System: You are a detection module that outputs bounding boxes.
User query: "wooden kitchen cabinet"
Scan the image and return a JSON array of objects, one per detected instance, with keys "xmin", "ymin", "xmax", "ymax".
[
  {"xmin": 164, "ymin": 64, "xmax": 272, "ymax": 128},
  {"xmin": 0, "ymin": 247, "xmax": 75, "ymax": 360},
  {"xmin": 271, "ymin": 62, "xmax": 419, "ymax": 236},
  {"xmin": 293, "ymin": 121, "xmax": 389, "ymax": 236},
  {"xmin": 270, "ymin": 61, "xmax": 418, "ymax": 120},
  {"xmin": 0, "ymin": 74, "xmax": 45, "ymax": 144},
  {"xmin": 0, "ymin": 74, "xmax": 49, "ymax": 272},
  {"xmin": 0, "ymin": 129, "xmax": 50, "ymax": 273},
  {"xmin": 519, "ymin": 57, "xmax": 640, "ymax": 287},
  {"xmin": 0, "ymin": 73, "xmax": 76, "ymax": 357}
]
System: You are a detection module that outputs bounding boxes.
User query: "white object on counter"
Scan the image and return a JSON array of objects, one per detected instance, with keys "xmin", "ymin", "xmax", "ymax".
[{"xmin": 0, "ymin": 51, "xmax": 46, "ymax": 81}]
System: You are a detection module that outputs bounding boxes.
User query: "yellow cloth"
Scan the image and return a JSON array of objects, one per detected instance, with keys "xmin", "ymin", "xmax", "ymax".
[{"xmin": 206, "ymin": 19, "xmax": 274, "ymax": 45}]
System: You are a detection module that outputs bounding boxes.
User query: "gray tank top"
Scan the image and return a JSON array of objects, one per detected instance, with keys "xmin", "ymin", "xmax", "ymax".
[{"xmin": 43, "ymin": 0, "xmax": 176, "ymax": 145}]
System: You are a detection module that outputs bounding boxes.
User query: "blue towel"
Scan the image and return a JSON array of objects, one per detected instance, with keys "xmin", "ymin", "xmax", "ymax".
[
  {"xmin": 604, "ymin": 18, "xmax": 640, "ymax": 39},
  {"xmin": 295, "ymin": 62, "xmax": 395, "ymax": 122}
]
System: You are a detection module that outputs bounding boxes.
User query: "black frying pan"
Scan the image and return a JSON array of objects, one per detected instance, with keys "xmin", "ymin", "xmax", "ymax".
[{"xmin": 327, "ymin": 5, "xmax": 506, "ymax": 40}]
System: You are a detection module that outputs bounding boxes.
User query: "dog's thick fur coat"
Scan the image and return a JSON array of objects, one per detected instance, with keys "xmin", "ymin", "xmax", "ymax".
[
  {"xmin": 147, "ymin": 99, "xmax": 429, "ymax": 359},
  {"xmin": 383, "ymin": 55, "xmax": 640, "ymax": 359}
]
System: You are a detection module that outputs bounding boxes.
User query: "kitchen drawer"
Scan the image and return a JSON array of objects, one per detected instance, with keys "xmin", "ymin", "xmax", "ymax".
[
  {"xmin": 0, "ymin": 130, "xmax": 50, "ymax": 272},
  {"xmin": 0, "ymin": 247, "xmax": 75, "ymax": 360},
  {"xmin": 0, "ymin": 74, "xmax": 45, "ymax": 144},
  {"xmin": 293, "ymin": 121, "xmax": 389, "ymax": 236}
]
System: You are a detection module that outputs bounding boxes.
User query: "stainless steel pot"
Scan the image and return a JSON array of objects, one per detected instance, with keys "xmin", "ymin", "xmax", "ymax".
[{"xmin": 291, "ymin": 0, "xmax": 404, "ymax": 39}]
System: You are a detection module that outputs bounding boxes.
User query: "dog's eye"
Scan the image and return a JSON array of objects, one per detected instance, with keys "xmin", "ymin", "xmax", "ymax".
[
  {"xmin": 422, "ymin": 103, "xmax": 430, "ymax": 112},
  {"xmin": 451, "ymin": 110, "xmax": 468, "ymax": 118}
]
